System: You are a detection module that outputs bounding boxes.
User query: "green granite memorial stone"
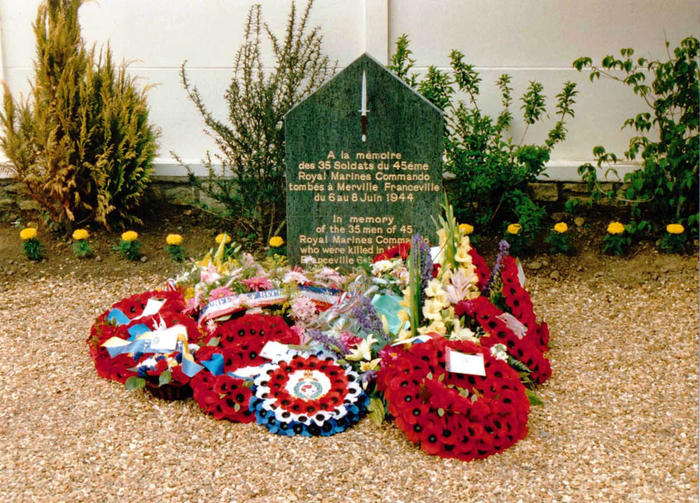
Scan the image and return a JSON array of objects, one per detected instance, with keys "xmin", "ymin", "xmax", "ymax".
[{"xmin": 285, "ymin": 53, "xmax": 443, "ymax": 266}]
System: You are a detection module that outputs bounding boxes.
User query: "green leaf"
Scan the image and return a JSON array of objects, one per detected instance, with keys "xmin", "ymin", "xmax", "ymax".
[
  {"xmin": 158, "ymin": 370, "xmax": 172, "ymax": 386},
  {"xmin": 125, "ymin": 376, "xmax": 146, "ymax": 390},
  {"xmin": 368, "ymin": 397, "xmax": 386, "ymax": 426},
  {"xmin": 526, "ymin": 389, "xmax": 544, "ymax": 406},
  {"xmin": 206, "ymin": 337, "xmax": 220, "ymax": 347},
  {"xmin": 437, "ymin": 408, "xmax": 445, "ymax": 417}
]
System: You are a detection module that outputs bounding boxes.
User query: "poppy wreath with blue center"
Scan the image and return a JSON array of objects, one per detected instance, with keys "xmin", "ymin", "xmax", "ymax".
[
  {"xmin": 250, "ymin": 350, "xmax": 368, "ymax": 437},
  {"xmin": 377, "ymin": 337, "xmax": 530, "ymax": 461}
]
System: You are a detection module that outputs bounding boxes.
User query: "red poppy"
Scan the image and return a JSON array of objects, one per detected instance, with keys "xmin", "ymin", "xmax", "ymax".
[{"xmin": 372, "ymin": 241, "xmax": 411, "ymax": 263}]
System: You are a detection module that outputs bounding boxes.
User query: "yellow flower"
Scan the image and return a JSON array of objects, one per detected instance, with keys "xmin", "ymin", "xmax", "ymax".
[
  {"xmin": 606, "ymin": 222, "xmax": 625, "ymax": 235},
  {"xmin": 666, "ymin": 223, "xmax": 685, "ymax": 235},
  {"xmin": 72, "ymin": 228, "xmax": 89, "ymax": 241},
  {"xmin": 166, "ymin": 234, "xmax": 183, "ymax": 246},
  {"xmin": 553, "ymin": 222, "xmax": 568, "ymax": 234},
  {"xmin": 346, "ymin": 334, "xmax": 378, "ymax": 361},
  {"xmin": 215, "ymin": 233, "xmax": 231, "ymax": 244},
  {"xmin": 19, "ymin": 227, "xmax": 37, "ymax": 241},
  {"xmin": 360, "ymin": 358, "xmax": 381, "ymax": 372},
  {"xmin": 507, "ymin": 223, "xmax": 522, "ymax": 235},
  {"xmin": 437, "ymin": 228, "xmax": 447, "ymax": 247},
  {"xmin": 269, "ymin": 236, "xmax": 285, "ymax": 248},
  {"xmin": 121, "ymin": 230, "xmax": 138, "ymax": 242},
  {"xmin": 459, "ymin": 223, "xmax": 474, "ymax": 235},
  {"xmin": 418, "ymin": 320, "xmax": 447, "ymax": 336}
]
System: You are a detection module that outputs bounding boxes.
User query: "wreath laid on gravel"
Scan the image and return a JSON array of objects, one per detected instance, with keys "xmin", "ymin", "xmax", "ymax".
[{"xmin": 87, "ymin": 206, "xmax": 551, "ymax": 461}]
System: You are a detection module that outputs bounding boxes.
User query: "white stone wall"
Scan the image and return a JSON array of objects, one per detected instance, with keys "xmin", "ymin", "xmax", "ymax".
[{"xmin": 1, "ymin": 0, "xmax": 698, "ymax": 180}]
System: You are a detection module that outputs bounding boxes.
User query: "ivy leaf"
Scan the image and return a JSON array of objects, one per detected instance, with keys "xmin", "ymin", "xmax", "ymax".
[
  {"xmin": 368, "ymin": 397, "xmax": 386, "ymax": 426},
  {"xmin": 526, "ymin": 389, "xmax": 544, "ymax": 406},
  {"xmin": 125, "ymin": 376, "xmax": 146, "ymax": 390},
  {"xmin": 158, "ymin": 370, "xmax": 172, "ymax": 386}
]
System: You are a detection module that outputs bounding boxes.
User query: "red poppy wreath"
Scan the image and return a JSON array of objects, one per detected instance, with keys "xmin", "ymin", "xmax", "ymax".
[{"xmin": 377, "ymin": 337, "xmax": 530, "ymax": 461}]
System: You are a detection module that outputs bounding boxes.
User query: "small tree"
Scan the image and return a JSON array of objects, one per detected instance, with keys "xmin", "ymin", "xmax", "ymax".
[
  {"xmin": 176, "ymin": 1, "xmax": 334, "ymax": 242},
  {"xmin": 389, "ymin": 36, "xmax": 577, "ymax": 243},
  {"xmin": 574, "ymin": 37, "xmax": 699, "ymax": 236},
  {"xmin": 0, "ymin": 0, "xmax": 158, "ymax": 233}
]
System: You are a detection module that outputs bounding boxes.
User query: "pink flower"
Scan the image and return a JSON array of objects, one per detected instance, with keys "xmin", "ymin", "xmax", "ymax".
[
  {"xmin": 283, "ymin": 270, "xmax": 311, "ymax": 285},
  {"xmin": 242, "ymin": 276, "xmax": 274, "ymax": 291},
  {"xmin": 289, "ymin": 295, "xmax": 317, "ymax": 325},
  {"xmin": 200, "ymin": 264, "xmax": 222, "ymax": 285},
  {"xmin": 315, "ymin": 267, "xmax": 344, "ymax": 287},
  {"xmin": 209, "ymin": 286, "xmax": 234, "ymax": 300},
  {"xmin": 291, "ymin": 325, "xmax": 310, "ymax": 345},
  {"xmin": 340, "ymin": 331, "xmax": 363, "ymax": 350}
]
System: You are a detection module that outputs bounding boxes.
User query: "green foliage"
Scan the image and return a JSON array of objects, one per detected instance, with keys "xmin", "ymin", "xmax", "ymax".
[
  {"xmin": 544, "ymin": 229, "xmax": 573, "ymax": 255},
  {"xmin": 367, "ymin": 397, "xmax": 387, "ymax": 426},
  {"xmin": 389, "ymin": 37, "xmax": 577, "ymax": 240},
  {"xmin": 177, "ymin": 1, "xmax": 334, "ymax": 243},
  {"xmin": 165, "ymin": 244, "xmax": 186, "ymax": 262},
  {"xmin": 0, "ymin": 0, "xmax": 158, "ymax": 234},
  {"xmin": 125, "ymin": 376, "xmax": 146, "ymax": 390},
  {"xmin": 503, "ymin": 228, "xmax": 528, "ymax": 257},
  {"xmin": 602, "ymin": 232, "xmax": 631, "ymax": 256},
  {"xmin": 23, "ymin": 238, "xmax": 44, "ymax": 261},
  {"xmin": 114, "ymin": 238, "xmax": 142, "ymax": 261},
  {"xmin": 658, "ymin": 232, "xmax": 687, "ymax": 254},
  {"xmin": 72, "ymin": 240, "xmax": 94, "ymax": 258},
  {"xmin": 158, "ymin": 370, "xmax": 172, "ymax": 386},
  {"xmin": 574, "ymin": 37, "xmax": 699, "ymax": 236}
]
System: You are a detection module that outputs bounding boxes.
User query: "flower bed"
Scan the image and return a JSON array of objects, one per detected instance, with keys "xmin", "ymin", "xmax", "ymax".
[{"xmin": 87, "ymin": 207, "xmax": 551, "ymax": 461}]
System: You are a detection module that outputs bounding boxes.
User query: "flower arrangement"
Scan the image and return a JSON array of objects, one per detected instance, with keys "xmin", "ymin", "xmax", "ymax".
[
  {"xmin": 544, "ymin": 222, "xmax": 572, "ymax": 255},
  {"xmin": 115, "ymin": 230, "xmax": 142, "ymax": 261},
  {"xmin": 87, "ymin": 202, "xmax": 552, "ymax": 461},
  {"xmin": 72, "ymin": 228, "xmax": 94, "ymax": 258},
  {"xmin": 602, "ymin": 221, "xmax": 630, "ymax": 256},
  {"xmin": 658, "ymin": 224, "xmax": 687, "ymax": 254},
  {"xmin": 20, "ymin": 227, "xmax": 43, "ymax": 261},
  {"xmin": 504, "ymin": 223, "xmax": 527, "ymax": 256},
  {"xmin": 165, "ymin": 233, "xmax": 186, "ymax": 262}
]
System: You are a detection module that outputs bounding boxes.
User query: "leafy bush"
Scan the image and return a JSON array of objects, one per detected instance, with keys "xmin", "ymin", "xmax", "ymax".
[
  {"xmin": 389, "ymin": 35, "xmax": 577, "ymax": 242},
  {"xmin": 176, "ymin": 1, "xmax": 334, "ymax": 243},
  {"xmin": 574, "ymin": 36, "xmax": 699, "ymax": 236},
  {"xmin": 0, "ymin": 0, "xmax": 158, "ymax": 234}
]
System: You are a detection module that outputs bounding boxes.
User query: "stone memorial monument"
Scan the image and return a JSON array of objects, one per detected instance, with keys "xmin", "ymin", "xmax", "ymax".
[{"xmin": 285, "ymin": 53, "xmax": 443, "ymax": 266}]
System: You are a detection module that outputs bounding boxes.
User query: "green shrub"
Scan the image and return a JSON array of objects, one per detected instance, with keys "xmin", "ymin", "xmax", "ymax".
[
  {"xmin": 574, "ymin": 36, "xmax": 699, "ymax": 236},
  {"xmin": 389, "ymin": 35, "xmax": 577, "ymax": 242},
  {"xmin": 0, "ymin": 0, "xmax": 158, "ymax": 234},
  {"xmin": 176, "ymin": 1, "xmax": 334, "ymax": 243}
]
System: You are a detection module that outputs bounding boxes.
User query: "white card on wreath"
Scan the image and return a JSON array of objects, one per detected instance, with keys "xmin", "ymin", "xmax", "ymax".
[
  {"xmin": 517, "ymin": 260, "xmax": 526, "ymax": 287},
  {"xmin": 445, "ymin": 347, "xmax": 486, "ymax": 376},
  {"xmin": 260, "ymin": 341, "xmax": 290, "ymax": 360},
  {"xmin": 133, "ymin": 298, "xmax": 167, "ymax": 319},
  {"xmin": 149, "ymin": 325, "xmax": 185, "ymax": 352}
]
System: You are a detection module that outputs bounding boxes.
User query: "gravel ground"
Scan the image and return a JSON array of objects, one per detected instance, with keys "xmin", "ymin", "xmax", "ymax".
[{"xmin": 0, "ymin": 251, "xmax": 697, "ymax": 502}]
